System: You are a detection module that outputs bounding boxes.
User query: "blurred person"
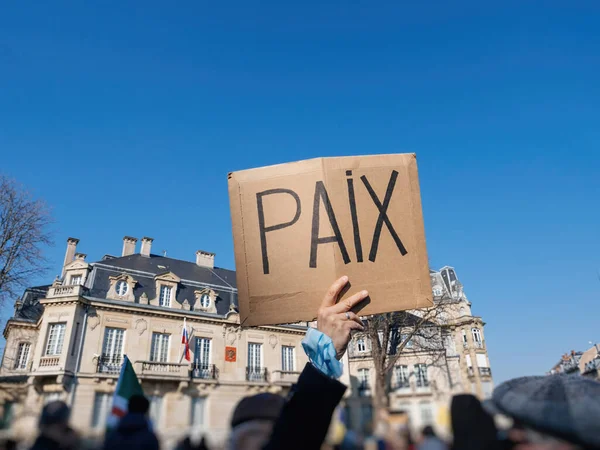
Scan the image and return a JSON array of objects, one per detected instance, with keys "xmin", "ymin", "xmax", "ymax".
[
  {"xmin": 174, "ymin": 435, "xmax": 209, "ymax": 450},
  {"xmin": 103, "ymin": 394, "xmax": 159, "ymax": 450},
  {"xmin": 30, "ymin": 401, "xmax": 80, "ymax": 450},
  {"xmin": 450, "ymin": 394, "xmax": 500, "ymax": 450},
  {"xmin": 418, "ymin": 426, "xmax": 446, "ymax": 450},
  {"xmin": 227, "ymin": 392, "xmax": 285, "ymax": 450},
  {"xmin": 484, "ymin": 375, "xmax": 600, "ymax": 450}
]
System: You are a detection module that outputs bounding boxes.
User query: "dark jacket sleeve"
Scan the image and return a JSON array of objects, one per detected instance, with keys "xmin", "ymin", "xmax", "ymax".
[{"xmin": 264, "ymin": 362, "xmax": 346, "ymax": 450}]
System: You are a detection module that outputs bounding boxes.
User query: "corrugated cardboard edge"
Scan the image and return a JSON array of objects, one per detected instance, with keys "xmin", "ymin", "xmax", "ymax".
[
  {"xmin": 227, "ymin": 172, "xmax": 251, "ymax": 326},
  {"xmin": 406, "ymin": 154, "xmax": 433, "ymax": 309}
]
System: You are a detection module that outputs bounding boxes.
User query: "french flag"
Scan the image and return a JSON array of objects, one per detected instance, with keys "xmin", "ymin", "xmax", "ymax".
[{"xmin": 182, "ymin": 318, "xmax": 191, "ymax": 362}]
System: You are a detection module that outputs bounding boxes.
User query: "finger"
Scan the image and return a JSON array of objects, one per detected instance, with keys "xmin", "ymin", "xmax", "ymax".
[
  {"xmin": 330, "ymin": 289, "xmax": 369, "ymax": 314},
  {"xmin": 345, "ymin": 320, "xmax": 364, "ymax": 332},
  {"xmin": 336, "ymin": 312, "xmax": 364, "ymax": 327},
  {"xmin": 321, "ymin": 276, "xmax": 349, "ymax": 308}
]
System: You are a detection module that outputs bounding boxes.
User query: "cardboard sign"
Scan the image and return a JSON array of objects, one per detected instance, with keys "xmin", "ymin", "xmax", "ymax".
[{"xmin": 228, "ymin": 154, "xmax": 432, "ymax": 326}]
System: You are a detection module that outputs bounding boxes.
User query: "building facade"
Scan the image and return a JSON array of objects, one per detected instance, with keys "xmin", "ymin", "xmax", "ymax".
[
  {"xmin": 548, "ymin": 344, "xmax": 600, "ymax": 380},
  {"xmin": 343, "ymin": 266, "xmax": 493, "ymax": 435},
  {"xmin": 0, "ymin": 237, "xmax": 493, "ymax": 445},
  {"xmin": 0, "ymin": 237, "xmax": 308, "ymax": 447}
]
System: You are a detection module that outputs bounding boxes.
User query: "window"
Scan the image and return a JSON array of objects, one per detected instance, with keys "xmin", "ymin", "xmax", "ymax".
[
  {"xmin": 190, "ymin": 397, "xmax": 206, "ymax": 427},
  {"xmin": 159, "ymin": 285, "xmax": 172, "ymax": 307},
  {"xmin": 70, "ymin": 275, "xmax": 82, "ymax": 286},
  {"xmin": 433, "ymin": 287, "xmax": 443, "ymax": 297},
  {"xmin": 401, "ymin": 333, "xmax": 413, "ymax": 349},
  {"xmin": 0, "ymin": 402, "xmax": 14, "ymax": 430},
  {"xmin": 100, "ymin": 328, "xmax": 125, "ymax": 373},
  {"xmin": 199, "ymin": 294, "xmax": 211, "ymax": 309},
  {"xmin": 91, "ymin": 393, "xmax": 111, "ymax": 429},
  {"xmin": 150, "ymin": 333, "xmax": 170, "ymax": 362},
  {"xmin": 420, "ymin": 402, "xmax": 433, "ymax": 425},
  {"xmin": 282, "ymin": 346, "xmax": 295, "ymax": 372},
  {"xmin": 43, "ymin": 392, "xmax": 62, "ymax": 405},
  {"xmin": 462, "ymin": 329, "xmax": 468, "ymax": 348},
  {"xmin": 358, "ymin": 368, "xmax": 370, "ymax": 394},
  {"xmin": 115, "ymin": 280, "xmax": 128, "ymax": 296},
  {"xmin": 248, "ymin": 343, "xmax": 262, "ymax": 369},
  {"xmin": 481, "ymin": 381, "xmax": 493, "ymax": 399},
  {"xmin": 476, "ymin": 353, "xmax": 488, "ymax": 368},
  {"xmin": 472, "ymin": 328, "xmax": 483, "ymax": 348},
  {"xmin": 415, "ymin": 364, "xmax": 429, "ymax": 387},
  {"xmin": 45, "ymin": 323, "xmax": 66, "ymax": 356},
  {"xmin": 15, "ymin": 342, "xmax": 31, "ymax": 369},
  {"xmin": 394, "ymin": 365, "xmax": 410, "ymax": 389},
  {"xmin": 103, "ymin": 328, "xmax": 125, "ymax": 358},
  {"xmin": 194, "ymin": 338, "xmax": 211, "ymax": 370},
  {"xmin": 247, "ymin": 343, "xmax": 263, "ymax": 381},
  {"xmin": 356, "ymin": 337, "xmax": 366, "ymax": 353},
  {"xmin": 149, "ymin": 396, "xmax": 163, "ymax": 425}
]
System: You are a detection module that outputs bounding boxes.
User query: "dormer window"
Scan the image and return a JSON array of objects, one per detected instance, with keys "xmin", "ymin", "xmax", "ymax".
[
  {"xmin": 70, "ymin": 275, "xmax": 82, "ymax": 286},
  {"xmin": 200, "ymin": 294, "xmax": 211, "ymax": 309},
  {"xmin": 433, "ymin": 287, "xmax": 442, "ymax": 297},
  {"xmin": 159, "ymin": 285, "xmax": 172, "ymax": 307},
  {"xmin": 115, "ymin": 280, "xmax": 128, "ymax": 297}
]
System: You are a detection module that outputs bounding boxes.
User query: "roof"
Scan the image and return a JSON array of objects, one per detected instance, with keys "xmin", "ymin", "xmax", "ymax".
[
  {"xmin": 94, "ymin": 253, "xmax": 236, "ymax": 288},
  {"xmin": 13, "ymin": 285, "xmax": 49, "ymax": 322},
  {"xmin": 87, "ymin": 253, "xmax": 238, "ymax": 315}
]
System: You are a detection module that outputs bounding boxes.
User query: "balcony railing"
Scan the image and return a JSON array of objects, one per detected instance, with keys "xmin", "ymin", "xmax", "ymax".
[
  {"xmin": 271, "ymin": 370, "xmax": 301, "ymax": 384},
  {"xmin": 463, "ymin": 342, "xmax": 468, "ymax": 349},
  {"xmin": 48, "ymin": 285, "xmax": 84, "ymax": 298},
  {"xmin": 416, "ymin": 379, "xmax": 430, "ymax": 388},
  {"xmin": 246, "ymin": 367, "xmax": 268, "ymax": 382},
  {"xmin": 479, "ymin": 367, "xmax": 492, "ymax": 377},
  {"xmin": 391, "ymin": 380, "xmax": 411, "ymax": 391},
  {"xmin": 191, "ymin": 363, "xmax": 218, "ymax": 380},
  {"xmin": 474, "ymin": 340, "xmax": 485, "ymax": 349},
  {"xmin": 97, "ymin": 354, "xmax": 123, "ymax": 374},
  {"xmin": 467, "ymin": 367, "xmax": 474, "ymax": 376},
  {"xmin": 39, "ymin": 357, "xmax": 60, "ymax": 368}
]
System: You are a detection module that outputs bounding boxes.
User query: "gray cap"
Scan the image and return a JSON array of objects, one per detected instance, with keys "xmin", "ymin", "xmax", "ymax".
[
  {"xmin": 489, "ymin": 375, "xmax": 600, "ymax": 448},
  {"xmin": 39, "ymin": 400, "xmax": 70, "ymax": 427}
]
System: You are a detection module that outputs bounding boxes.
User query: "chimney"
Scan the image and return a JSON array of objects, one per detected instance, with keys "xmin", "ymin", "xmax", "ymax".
[
  {"xmin": 62, "ymin": 237, "xmax": 80, "ymax": 277},
  {"xmin": 122, "ymin": 236, "xmax": 138, "ymax": 256},
  {"xmin": 75, "ymin": 253, "xmax": 86, "ymax": 261},
  {"xmin": 140, "ymin": 237, "xmax": 154, "ymax": 257},
  {"xmin": 196, "ymin": 250, "xmax": 215, "ymax": 269}
]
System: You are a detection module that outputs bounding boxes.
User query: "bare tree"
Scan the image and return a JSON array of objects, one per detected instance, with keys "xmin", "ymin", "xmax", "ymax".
[
  {"xmin": 362, "ymin": 299, "xmax": 452, "ymax": 417},
  {"xmin": 0, "ymin": 175, "xmax": 52, "ymax": 307}
]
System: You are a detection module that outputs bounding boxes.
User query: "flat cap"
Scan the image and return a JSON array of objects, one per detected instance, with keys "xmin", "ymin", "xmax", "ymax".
[
  {"xmin": 489, "ymin": 375, "xmax": 600, "ymax": 448},
  {"xmin": 230, "ymin": 393, "xmax": 285, "ymax": 428}
]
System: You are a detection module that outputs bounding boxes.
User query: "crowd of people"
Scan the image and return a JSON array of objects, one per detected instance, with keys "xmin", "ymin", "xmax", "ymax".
[{"xmin": 3, "ymin": 277, "xmax": 599, "ymax": 450}]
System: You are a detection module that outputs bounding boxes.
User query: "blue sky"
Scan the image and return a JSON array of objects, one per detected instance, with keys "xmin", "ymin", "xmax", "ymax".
[{"xmin": 1, "ymin": 1, "xmax": 599, "ymax": 383}]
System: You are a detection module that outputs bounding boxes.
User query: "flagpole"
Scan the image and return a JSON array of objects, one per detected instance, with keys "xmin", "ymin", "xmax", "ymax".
[{"xmin": 179, "ymin": 318, "xmax": 185, "ymax": 363}]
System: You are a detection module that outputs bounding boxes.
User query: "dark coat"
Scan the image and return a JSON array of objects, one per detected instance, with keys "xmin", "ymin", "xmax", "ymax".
[
  {"xmin": 264, "ymin": 362, "xmax": 346, "ymax": 450},
  {"xmin": 103, "ymin": 413, "xmax": 159, "ymax": 450}
]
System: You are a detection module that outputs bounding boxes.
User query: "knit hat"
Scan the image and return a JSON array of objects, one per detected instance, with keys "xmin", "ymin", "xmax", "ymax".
[
  {"xmin": 488, "ymin": 375, "xmax": 600, "ymax": 448},
  {"xmin": 230, "ymin": 393, "xmax": 285, "ymax": 428}
]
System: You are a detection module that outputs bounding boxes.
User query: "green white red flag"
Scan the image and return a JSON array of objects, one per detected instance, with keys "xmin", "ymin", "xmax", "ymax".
[{"xmin": 106, "ymin": 355, "xmax": 144, "ymax": 431}]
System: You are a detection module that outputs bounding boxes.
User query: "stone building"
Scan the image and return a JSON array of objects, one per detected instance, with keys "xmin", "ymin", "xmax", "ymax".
[
  {"xmin": 0, "ymin": 236, "xmax": 493, "ymax": 444},
  {"xmin": 0, "ymin": 237, "xmax": 308, "ymax": 447},
  {"xmin": 548, "ymin": 344, "xmax": 600, "ymax": 380},
  {"xmin": 343, "ymin": 266, "xmax": 493, "ymax": 435}
]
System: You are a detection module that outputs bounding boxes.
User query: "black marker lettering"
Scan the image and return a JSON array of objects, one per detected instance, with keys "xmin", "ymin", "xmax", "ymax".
[
  {"xmin": 346, "ymin": 171, "xmax": 363, "ymax": 262},
  {"xmin": 361, "ymin": 170, "xmax": 408, "ymax": 262},
  {"xmin": 256, "ymin": 189, "xmax": 301, "ymax": 274},
  {"xmin": 309, "ymin": 181, "xmax": 350, "ymax": 268}
]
